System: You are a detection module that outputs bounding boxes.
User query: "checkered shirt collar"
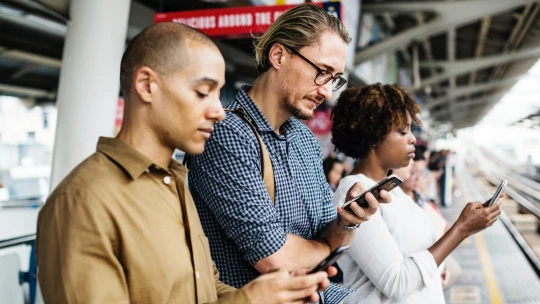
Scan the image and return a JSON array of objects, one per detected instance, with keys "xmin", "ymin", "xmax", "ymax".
[{"xmin": 234, "ymin": 85, "xmax": 295, "ymax": 136}]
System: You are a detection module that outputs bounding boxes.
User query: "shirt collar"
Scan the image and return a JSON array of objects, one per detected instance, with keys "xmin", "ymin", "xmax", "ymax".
[
  {"xmin": 233, "ymin": 85, "xmax": 276, "ymax": 133},
  {"xmin": 96, "ymin": 137, "xmax": 156, "ymax": 180}
]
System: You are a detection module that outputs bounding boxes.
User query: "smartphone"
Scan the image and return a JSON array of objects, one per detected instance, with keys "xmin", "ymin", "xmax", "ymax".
[
  {"xmin": 308, "ymin": 245, "xmax": 349, "ymax": 274},
  {"xmin": 343, "ymin": 174, "xmax": 403, "ymax": 211},
  {"xmin": 485, "ymin": 180, "xmax": 507, "ymax": 207}
]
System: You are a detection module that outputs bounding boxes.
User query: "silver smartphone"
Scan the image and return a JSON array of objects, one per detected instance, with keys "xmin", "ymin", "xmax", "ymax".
[
  {"xmin": 342, "ymin": 174, "xmax": 403, "ymax": 211},
  {"xmin": 485, "ymin": 180, "xmax": 507, "ymax": 207}
]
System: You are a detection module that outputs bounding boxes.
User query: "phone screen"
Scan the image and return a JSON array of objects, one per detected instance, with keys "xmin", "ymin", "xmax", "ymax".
[
  {"xmin": 485, "ymin": 180, "xmax": 507, "ymax": 207},
  {"xmin": 308, "ymin": 245, "xmax": 349, "ymax": 274},
  {"xmin": 343, "ymin": 175, "xmax": 403, "ymax": 210}
]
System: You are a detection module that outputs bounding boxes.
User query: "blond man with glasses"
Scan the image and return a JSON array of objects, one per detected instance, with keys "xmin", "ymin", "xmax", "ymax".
[{"xmin": 187, "ymin": 4, "xmax": 391, "ymax": 304}]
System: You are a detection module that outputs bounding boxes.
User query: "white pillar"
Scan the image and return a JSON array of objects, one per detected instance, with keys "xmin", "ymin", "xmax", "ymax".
[{"xmin": 49, "ymin": 0, "xmax": 131, "ymax": 190}]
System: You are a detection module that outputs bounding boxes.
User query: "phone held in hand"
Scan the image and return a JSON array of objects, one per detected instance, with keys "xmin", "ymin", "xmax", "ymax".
[
  {"xmin": 484, "ymin": 180, "xmax": 507, "ymax": 207},
  {"xmin": 308, "ymin": 245, "xmax": 349, "ymax": 274},
  {"xmin": 342, "ymin": 174, "xmax": 403, "ymax": 211}
]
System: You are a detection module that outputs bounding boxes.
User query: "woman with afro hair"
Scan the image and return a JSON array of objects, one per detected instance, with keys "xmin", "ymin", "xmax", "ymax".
[{"xmin": 330, "ymin": 84, "xmax": 504, "ymax": 304}]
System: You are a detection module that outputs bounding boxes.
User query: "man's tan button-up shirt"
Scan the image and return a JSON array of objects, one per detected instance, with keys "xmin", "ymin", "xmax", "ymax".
[{"xmin": 36, "ymin": 137, "xmax": 250, "ymax": 304}]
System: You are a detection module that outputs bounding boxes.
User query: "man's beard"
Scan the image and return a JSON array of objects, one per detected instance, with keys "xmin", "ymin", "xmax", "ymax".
[{"xmin": 285, "ymin": 98, "xmax": 315, "ymax": 120}]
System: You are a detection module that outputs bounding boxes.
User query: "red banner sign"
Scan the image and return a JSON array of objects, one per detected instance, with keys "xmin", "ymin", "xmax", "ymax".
[{"xmin": 154, "ymin": 3, "xmax": 342, "ymax": 38}]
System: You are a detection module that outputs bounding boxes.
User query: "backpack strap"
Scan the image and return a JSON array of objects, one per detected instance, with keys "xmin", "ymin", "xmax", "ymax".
[
  {"xmin": 182, "ymin": 107, "xmax": 275, "ymax": 205},
  {"xmin": 225, "ymin": 107, "xmax": 275, "ymax": 205}
]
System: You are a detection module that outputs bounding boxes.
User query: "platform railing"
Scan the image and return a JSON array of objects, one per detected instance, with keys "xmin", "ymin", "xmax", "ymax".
[
  {"xmin": 471, "ymin": 146, "xmax": 540, "ymax": 218},
  {"xmin": 0, "ymin": 234, "xmax": 36, "ymax": 249},
  {"xmin": 474, "ymin": 176, "xmax": 540, "ymax": 277},
  {"xmin": 468, "ymin": 148, "xmax": 540, "ymax": 277},
  {"xmin": 0, "ymin": 198, "xmax": 44, "ymax": 209},
  {"xmin": 0, "ymin": 234, "xmax": 38, "ymax": 304}
]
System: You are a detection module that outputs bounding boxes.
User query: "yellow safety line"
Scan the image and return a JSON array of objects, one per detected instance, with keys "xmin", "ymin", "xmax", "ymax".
[
  {"xmin": 462, "ymin": 178, "xmax": 503, "ymax": 304},
  {"xmin": 475, "ymin": 234, "xmax": 503, "ymax": 304}
]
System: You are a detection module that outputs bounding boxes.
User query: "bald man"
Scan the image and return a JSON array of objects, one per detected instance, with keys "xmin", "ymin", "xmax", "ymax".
[{"xmin": 36, "ymin": 23, "xmax": 333, "ymax": 304}]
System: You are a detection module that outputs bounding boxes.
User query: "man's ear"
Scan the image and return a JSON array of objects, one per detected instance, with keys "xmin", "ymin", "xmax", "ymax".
[
  {"xmin": 268, "ymin": 43, "xmax": 287, "ymax": 70},
  {"xmin": 134, "ymin": 66, "xmax": 157, "ymax": 103}
]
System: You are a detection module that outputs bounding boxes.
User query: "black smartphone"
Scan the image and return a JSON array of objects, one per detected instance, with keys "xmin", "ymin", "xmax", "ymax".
[
  {"xmin": 484, "ymin": 180, "xmax": 507, "ymax": 207},
  {"xmin": 343, "ymin": 174, "xmax": 403, "ymax": 211},
  {"xmin": 308, "ymin": 245, "xmax": 349, "ymax": 274}
]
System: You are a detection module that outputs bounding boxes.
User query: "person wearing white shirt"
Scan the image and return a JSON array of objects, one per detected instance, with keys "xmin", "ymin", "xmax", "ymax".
[{"xmin": 330, "ymin": 84, "xmax": 504, "ymax": 304}]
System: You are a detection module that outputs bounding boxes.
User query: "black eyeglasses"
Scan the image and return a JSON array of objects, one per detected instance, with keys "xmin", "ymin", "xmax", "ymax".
[{"xmin": 283, "ymin": 44, "xmax": 347, "ymax": 91}]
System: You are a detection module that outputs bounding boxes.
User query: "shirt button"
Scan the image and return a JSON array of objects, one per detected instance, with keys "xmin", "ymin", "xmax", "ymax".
[
  {"xmin": 195, "ymin": 271, "xmax": 200, "ymax": 279},
  {"xmin": 163, "ymin": 176, "xmax": 171, "ymax": 184}
]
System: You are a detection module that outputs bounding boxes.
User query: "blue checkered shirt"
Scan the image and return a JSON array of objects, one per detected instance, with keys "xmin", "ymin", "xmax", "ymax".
[{"xmin": 188, "ymin": 86, "xmax": 352, "ymax": 303}]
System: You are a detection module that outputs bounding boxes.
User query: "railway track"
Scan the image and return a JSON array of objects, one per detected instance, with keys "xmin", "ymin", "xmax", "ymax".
[{"xmin": 467, "ymin": 146, "xmax": 540, "ymax": 276}]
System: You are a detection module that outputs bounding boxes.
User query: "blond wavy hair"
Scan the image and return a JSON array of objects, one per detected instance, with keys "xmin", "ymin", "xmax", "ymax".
[{"xmin": 253, "ymin": 3, "xmax": 351, "ymax": 74}]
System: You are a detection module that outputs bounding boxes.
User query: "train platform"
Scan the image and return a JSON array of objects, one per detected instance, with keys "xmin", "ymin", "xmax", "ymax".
[
  {"xmin": 2, "ymin": 151, "xmax": 540, "ymax": 304},
  {"xmin": 441, "ymin": 159, "xmax": 540, "ymax": 304}
]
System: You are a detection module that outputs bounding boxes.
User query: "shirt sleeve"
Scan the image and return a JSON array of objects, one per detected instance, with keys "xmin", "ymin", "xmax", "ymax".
[
  {"xmin": 36, "ymin": 191, "xmax": 129, "ymax": 304},
  {"xmin": 312, "ymin": 138, "xmax": 338, "ymax": 234},
  {"xmin": 211, "ymin": 262, "xmax": 251, "ymax": 304},
  {"xmin": 188, "ymin": 121, "xmax": 286, "ymax": 265},
  {"xmin": 344, "ymin": 207, "xmax": 439, "ymax": 300}
]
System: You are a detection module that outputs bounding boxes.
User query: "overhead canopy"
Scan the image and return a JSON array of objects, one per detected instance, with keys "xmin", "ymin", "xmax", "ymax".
[
  {"xmin": 1, "ymin": 0, "xmax": 540, "ymax": 131},
  {"xmin": 358, "ymin": 0, "xmax": 540, "ymax": 129}
]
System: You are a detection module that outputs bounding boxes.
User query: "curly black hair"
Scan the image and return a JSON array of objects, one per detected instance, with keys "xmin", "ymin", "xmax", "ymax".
[{"xmin": 331, "ymin": 83, "xmax": 422, "ymax": 160}]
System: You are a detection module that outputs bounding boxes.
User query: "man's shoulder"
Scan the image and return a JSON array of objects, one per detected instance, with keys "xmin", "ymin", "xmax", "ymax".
[
  {"xmin": 287, "ymin": 118, "xmax": 321, "ymax": 148},
  {"xmin": 47, "ymin": 152, "xmax": 124, "ymax": 205},
  {"xmin": 289, "ymin": 118, "xmax": 315, "ymax": 135},
  {"xmin": 210, "ymin": 109, "xmax": 260, "ymax": 147}
]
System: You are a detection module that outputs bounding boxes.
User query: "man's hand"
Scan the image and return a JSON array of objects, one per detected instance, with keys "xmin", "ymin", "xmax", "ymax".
[
  {"xmin": 242, "ymin": 268, "xmax": 331, "ymax": 304},
  {"xmin": 337, "ymin": 182, "xmax": 392, "ymax": 226},
  {"xmin": 290, "ymin": 266, "xmax": 337, "ymax": 293}
]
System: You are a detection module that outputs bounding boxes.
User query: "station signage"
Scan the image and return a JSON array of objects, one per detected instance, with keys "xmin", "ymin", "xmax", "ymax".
[{"xmin": 154, "ymin": 2, "xmax": 342, "ymax": 38}]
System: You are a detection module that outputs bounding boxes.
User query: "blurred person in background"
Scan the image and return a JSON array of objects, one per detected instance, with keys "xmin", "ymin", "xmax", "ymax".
[
  {"xmin": 330, "ymin": 83, "xmax": 503, "ymax": 304},
  {"xmin": 323, "ymin": 155, "xmax": 346, "ymax": 192},
  {"xmin": 427, "ymin": 150, "xmax": 446, "ymax": 205},
  {"xmin": 322, "ymin": 154, "xmax": 347, "ymax": 285}
]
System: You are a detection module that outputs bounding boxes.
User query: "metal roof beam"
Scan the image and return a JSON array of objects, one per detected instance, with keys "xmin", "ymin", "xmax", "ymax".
[
  {"xmin": 432, "ymin": 93, "xmax": 505, "ymax": 118},
  {"xmin": 454, "ymin": 117, "xmax": 481, "ymax": 128},
  {"xmin": 469, "ymin": 16, "xmax": 491, "ymax": 85},
  {"xmin": 0, "ymin": 46, "xmax": 61, "ymax": 68},
  {"xmin": 425, "ymin": 75, "xmax": 527, "ymax": 110},
  {"xmin": 354, "ymin": 0, "xmax": 537, "ymax": 65},
  {"xmin": 488, "ymin": 3, "xmax": 537, "ymax": 82},
  {"xmin": 0, "ymin": 83, "xmax": 55, "ymax": 99},
  {"xmin": 415, "ymin": 12, "xmax": 437, "ymax": 81},
  {"xmin": 420, "ymin": 45, "xmax": 540, "ymax": 87}
]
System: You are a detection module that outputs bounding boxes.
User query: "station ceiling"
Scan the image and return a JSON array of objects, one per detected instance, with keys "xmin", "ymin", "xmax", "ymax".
[{"xmin": 0, "ymin": 0, "xmax": 539, "ymax": 131}]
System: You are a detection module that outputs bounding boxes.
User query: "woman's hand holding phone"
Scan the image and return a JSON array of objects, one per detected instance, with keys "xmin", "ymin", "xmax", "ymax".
[
  {"xmin": 455, "ymin": 192, "xmax": 505, "ymax": 237},
  {"xmin": 337, "ymin": 182, "xmax": 392, "ymax": 227}
]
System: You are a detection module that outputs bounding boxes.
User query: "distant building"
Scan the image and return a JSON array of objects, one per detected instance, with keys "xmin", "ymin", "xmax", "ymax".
[{"xmin": 0, "ymin": 96, "xmax": 57, "ymax": 201}]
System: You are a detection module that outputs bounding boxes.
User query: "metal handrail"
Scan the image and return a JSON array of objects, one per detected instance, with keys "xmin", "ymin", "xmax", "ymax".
[
  {"xmin": 481, "ymin": 173, "xmax": 540, "ymax": 219},
  {"xmin": 473, "ymin": 176, "xmax": 540, "ymax": 277},
  {"xmin": 472, "ymin": 146, "xmax": 540, "ymax": 218},
  {"xmin": 0, "ymin": 198, "xmax": 44, "ymax": 209},
  {"xmin": 0, "ymin": 234, "xmax": 36, "ymax": 250}
]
